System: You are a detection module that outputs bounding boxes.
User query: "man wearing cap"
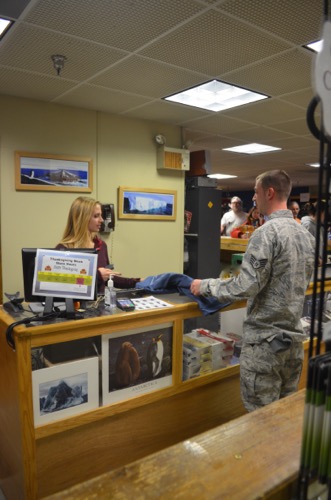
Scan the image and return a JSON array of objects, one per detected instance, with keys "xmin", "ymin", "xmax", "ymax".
[{"xmin": 220, "ymin": 196, "xmax": 248, "ymax": 236}]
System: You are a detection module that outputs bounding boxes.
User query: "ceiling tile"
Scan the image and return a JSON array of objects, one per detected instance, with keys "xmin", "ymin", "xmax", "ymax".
[
  {"xmin": 140, "ymin": 10, "xmax": 291, "ymax": 75},
  {"xmin": 226, "ymin": 49, "xmax": 313, "ymax": 96},
  {"xmin": 0, "ymin": 24, "xmax": 127, "ymax": 80},
  {"xmin": 0, "ymin": 67, "xmax": 78, "ymax": 100},
  {"xmin": 55, "ymin": 85, "xmax": 153, "ymax": 114},
  {"xmin": 218, "ymin": 0, "xmax": 323, "ymax": 45},
  {"xmin": 90, "ymin": 56, "xmax": 206, "ymax": 98},
  {"xmin": 23, "ymin": 0, "xmax": 205, "ymax": 51}
]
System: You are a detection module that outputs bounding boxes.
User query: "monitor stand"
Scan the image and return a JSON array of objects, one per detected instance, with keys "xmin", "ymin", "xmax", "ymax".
[{"xmin": 43, "ymin": 296, "xmax": 81, "ymax": 319}]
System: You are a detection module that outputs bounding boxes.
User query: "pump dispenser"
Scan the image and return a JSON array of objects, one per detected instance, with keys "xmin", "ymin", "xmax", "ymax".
[{"xmin": 104, "ymin": 276, "xmax": 116, "ymax": 309}]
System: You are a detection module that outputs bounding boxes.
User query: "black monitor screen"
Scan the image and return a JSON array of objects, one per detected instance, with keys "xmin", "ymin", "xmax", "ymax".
[{"xmin": 22, "ymin": 248, "xmax": 98, "ymax": 303}]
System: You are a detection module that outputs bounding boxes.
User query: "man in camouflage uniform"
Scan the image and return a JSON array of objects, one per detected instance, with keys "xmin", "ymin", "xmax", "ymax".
[{"xmin": 191, "ymin": 170, "xmax": 316, "ymax": 412}]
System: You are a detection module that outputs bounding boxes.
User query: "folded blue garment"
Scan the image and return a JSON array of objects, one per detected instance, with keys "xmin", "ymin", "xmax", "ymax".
[{"xmin": 136, "ymin": 272, "xmax": 230, "ymax": 316}]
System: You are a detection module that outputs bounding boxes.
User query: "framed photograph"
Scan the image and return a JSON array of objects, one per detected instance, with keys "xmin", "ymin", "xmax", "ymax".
[
  {"xmin": 32, "ymin": 357, "xmax": 99, "ymax": 425},
  {"xmin": 102, "ymin": 323, "xmax": 173, "ymax": 405},
  {"xmin": 15, "ymin": 151, "xmax": 93, "ymax": 192},
  {"xmin": 118, "ymin": 186, "xmax": 177, "ymax": 220}
]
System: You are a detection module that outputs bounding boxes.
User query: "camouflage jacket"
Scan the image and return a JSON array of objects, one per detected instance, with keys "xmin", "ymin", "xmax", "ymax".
[{"xmin": 200, "ymin": 210, "xmax": 316, "ymax": 343}]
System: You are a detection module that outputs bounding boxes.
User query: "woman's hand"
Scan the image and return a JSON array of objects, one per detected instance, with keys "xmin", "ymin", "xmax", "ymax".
[{"xmin": 98, "ymin": 267, "xmax": 122, "ymax": 282}]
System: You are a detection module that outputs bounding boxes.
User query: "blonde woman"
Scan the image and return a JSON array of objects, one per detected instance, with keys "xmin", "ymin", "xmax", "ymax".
[{"xmin": 57, "ymin": 196, "xmax": 140, "ymax": 293}]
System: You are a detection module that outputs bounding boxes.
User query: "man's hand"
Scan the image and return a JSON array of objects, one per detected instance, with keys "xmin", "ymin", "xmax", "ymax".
[{"xmin": 190, "ymin": 279, "xmax": 202, "ymax": 296}]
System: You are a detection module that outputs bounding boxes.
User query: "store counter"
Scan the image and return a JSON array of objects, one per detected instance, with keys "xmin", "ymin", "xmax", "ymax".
[
  {"xmin": 45, "ymin": 390, "xmax": 305, "ymax": 499},
  {"xmin": 0, "ymin": 287, "xmax": 325, "ymax": 499},
  {"xmin": 0, "ymin": 294, "xmax": 246, "ymax": 499}
]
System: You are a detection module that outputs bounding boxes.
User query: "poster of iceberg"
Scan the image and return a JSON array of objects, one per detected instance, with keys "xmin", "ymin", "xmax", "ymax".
[{"xmin": 32, "ymin": 357, "xmax": 99, "ymax": 425}]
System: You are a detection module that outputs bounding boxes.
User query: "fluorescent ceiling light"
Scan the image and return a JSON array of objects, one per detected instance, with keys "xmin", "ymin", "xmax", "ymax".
[
  {"xmin": 207, "ymin": 173, "xmax": 237, "ymax": 179},
  {"xmin": 164, "ymin": 79, "xmax": 268, "ymax": 112},
  {"xmin": 305, "ymin": 40, "xmax": 323, "ymax": 53},
  {"xmin": 0, "ymin": 18, "xmax": 13, "ymax": 38},
  {"xmin": 306, "ymin": 163, "xmax": 320, "ymax": 168},
  {"xmin": 223, "ymin": 143, "xmax": 281, "ymax": 154}
]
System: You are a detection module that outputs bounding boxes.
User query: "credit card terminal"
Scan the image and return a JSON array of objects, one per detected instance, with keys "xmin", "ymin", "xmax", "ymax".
[{"xmin": 116, "ymin": 298, "xmax": 135, "ymax": 311}]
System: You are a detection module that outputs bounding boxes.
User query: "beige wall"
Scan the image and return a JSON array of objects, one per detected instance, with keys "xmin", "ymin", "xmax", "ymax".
[{"xmin": 0, "ymin": 95, "xmax": 185, "ymax": 301}]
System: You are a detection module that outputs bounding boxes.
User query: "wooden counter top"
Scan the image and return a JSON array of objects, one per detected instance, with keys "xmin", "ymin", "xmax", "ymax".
[
  {"xmin": 221, "ymin": 236, "xmax": 248, "ymax": 252},
  {"xmin": 45, "ymin": 390, "xmax": 305, "ymax": 500}
]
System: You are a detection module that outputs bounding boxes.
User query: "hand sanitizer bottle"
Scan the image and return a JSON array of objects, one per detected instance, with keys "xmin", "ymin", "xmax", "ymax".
[{"xmin": 105, "ymin": 277, "xmax": 116, "ymax": 309}]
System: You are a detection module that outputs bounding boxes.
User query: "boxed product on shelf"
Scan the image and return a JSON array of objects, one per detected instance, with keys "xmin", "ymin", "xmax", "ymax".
[
  {"xmin": 182, "ymin": 359, "xmax": 213, "ymax": 380},
  {"xmin": 189, "ymin": 329, "xmax": 235, "ymax": 357},
  {"xmin": 183, "ymin": 345, "xmax": 211, "ymax": 363},
  {"xmin": 183, "ymin": 330, "xmax": 234, "ymax": 378},
  {"xmin": 182, "ymin": 336, "xmax": 214, "ymax": 380},
  {"xmin": 223, "ymin": 332, "xmax": 243, "ymax": 358}
]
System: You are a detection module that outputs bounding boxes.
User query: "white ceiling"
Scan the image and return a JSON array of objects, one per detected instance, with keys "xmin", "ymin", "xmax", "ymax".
[{"xmin": 0, "ymin": 0, "xmax": 325, "ymax": 191}]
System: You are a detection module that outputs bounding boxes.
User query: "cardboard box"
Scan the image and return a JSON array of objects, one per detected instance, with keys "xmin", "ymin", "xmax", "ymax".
[{"xmin": 183, "ymin": 330, "xmax": 234, "ymax": 372}]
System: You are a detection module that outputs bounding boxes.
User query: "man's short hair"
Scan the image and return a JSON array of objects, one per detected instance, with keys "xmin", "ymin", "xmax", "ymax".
[
  {"xmin": 256, "ymin": 170, "xmax": 292, "ymax": 201},
  {"xmin": 230, "ymin": 196, "xmax": 243, "ymax": 205},
  {"xmin": 288, "ymin": 200, "xmax": 299, "ymax": 209}
]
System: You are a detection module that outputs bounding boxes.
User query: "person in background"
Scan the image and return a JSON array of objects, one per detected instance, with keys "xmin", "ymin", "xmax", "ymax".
[
  {"xmin": 220, "ymin": 196, "xmax": 247, "ymax": 236},
  {"xmin": 288, "ymin": 200, "xmax": 301, "ymax": 223},
  {"xmin": 230, "ymin": 206, "xmax": 264, "ymax": 239},
  {"xmin": 191, "ymin": 170, "xmax": 316, "ymax": 412},
  {"xmin": 56, "ymin": 196, "xmax": 140, "ymax": 294},
  {"xmin": 301, "ymin": 201, "xmax": 326, "ymax": 265}
]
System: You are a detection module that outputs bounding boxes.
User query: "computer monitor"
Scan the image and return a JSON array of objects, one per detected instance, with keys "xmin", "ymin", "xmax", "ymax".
[{"xmin": 22, "ymin": 248, "xmax": 98, "ymax": 316}]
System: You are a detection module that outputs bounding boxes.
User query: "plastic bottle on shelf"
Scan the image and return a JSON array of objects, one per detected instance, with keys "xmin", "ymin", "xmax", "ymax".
[{"xmin": 104, "ymin": 276, "xmax": 117, "ymax": 309}]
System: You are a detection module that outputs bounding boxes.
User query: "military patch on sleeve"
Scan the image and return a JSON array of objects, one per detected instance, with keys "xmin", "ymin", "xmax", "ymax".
[{"xmin": 250, "ymin": 255, "xmax": 268, "ymax": 269}]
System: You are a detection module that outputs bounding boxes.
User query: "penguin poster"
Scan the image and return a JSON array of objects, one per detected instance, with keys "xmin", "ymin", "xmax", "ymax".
[{"xmin": 101, "ymin": 323, "xmax": 173, "ymax": 405}]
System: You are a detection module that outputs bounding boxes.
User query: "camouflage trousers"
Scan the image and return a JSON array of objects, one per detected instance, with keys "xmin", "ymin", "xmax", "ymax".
[{"xmin": 240, "ymin": 340, "xmax": 304, "ymax": 412}]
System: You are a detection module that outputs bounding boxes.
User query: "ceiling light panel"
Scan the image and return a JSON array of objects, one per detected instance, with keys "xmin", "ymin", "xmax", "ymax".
[
  {"xmin": 207, "ymin": 173, "xmax": 237, "ymax": 179},
  {"xmin": 0, "ymin": 17, "xmax": 12, "ymax": 38},
  {"xmin": 223, "ymin": 143, "xmax": 281, "ymax": 154},
  {"xmin": 305, "ymin": 40, "xmax": 322, "ymax": 52},
  {"xmin": 165, "ymin": 80, "xmax": 268, "ymax": 112}
]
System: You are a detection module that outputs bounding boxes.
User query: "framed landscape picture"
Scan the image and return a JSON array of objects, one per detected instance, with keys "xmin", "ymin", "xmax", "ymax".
[
  {"xmin": 15, "ymin": 151, "xmax": 93, "ymax": 192},
  {"xmin": 32, "ymin": 357, "xmax": 99, "ymax": 425},
  {"xmin": 102, "ymin": 323, "xmax": 173, "ymax": 405},
  {"xmin": 118, "ymin": 187, "xmax": 177, "ymax": 220}
]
